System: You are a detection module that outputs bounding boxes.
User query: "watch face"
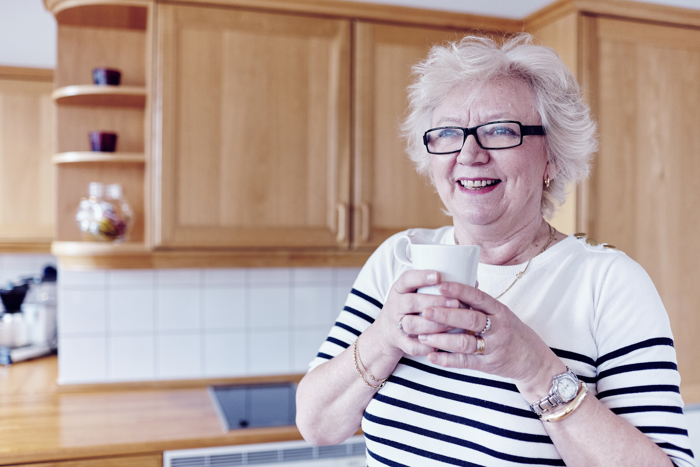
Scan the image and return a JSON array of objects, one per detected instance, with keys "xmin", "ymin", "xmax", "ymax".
[{"xmin": 557, "ymin": 377, "xmax": 578, "ymax": 401}]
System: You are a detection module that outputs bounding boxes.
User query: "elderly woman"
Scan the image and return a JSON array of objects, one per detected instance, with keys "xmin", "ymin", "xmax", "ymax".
[{"xmin": 296, "ymin": 35, "xmax": 695, "ymax": 467}]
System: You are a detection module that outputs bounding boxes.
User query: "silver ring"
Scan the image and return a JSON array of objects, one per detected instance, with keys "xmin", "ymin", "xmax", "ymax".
[
  {"xmin": 474, "ymin": 335, "xmax": 485, "ymax": 355},
  {"xmin": 478, "ymin": 316, "xmax": 491, "ymax": 335},
  {"xmin": 398, "ymin": 315, "xmax": 407, "ymax": 333}
]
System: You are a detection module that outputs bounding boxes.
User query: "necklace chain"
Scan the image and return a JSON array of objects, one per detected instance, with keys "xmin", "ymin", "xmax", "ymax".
[{"xmin": 493, "ymin": 224, "xmax": 556, "ymax": 300}]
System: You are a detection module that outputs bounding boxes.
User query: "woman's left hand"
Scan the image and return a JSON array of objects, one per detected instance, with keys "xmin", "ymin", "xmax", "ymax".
[{"xmin": 413, "ymin": 280, "xmax": 566, "ymax": 396}]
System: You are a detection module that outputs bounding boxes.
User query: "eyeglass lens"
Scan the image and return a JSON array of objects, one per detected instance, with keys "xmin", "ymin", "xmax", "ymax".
[{"xmin": 425, "ymin": 122, "xmax": 522, "ymax": 153}]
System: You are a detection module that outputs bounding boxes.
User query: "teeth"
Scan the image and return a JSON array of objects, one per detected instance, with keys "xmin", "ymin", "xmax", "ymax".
[{"xmin": 459, "ymin": 179, "xmax": 497, "ymax": 189}]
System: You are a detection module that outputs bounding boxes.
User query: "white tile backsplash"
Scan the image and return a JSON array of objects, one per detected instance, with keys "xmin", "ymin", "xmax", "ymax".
[
  {"xmin": 249, "ymin": 285, "xmax": 291, "ymax": 329},
  {"xmin": 108, "ymin": 335, "xmax": 155, "ymax": 381},
  {"xmin": 293, "ymin": 285, "xmax": 334, "ymax": 328},
  {"xmin": 58, "ymin": 289, "xmax": 107, "ymax": 335},
  {"xmin": 58, "ymin": 335, "xmax": 107, "ymax": 384},
  {"xmin": 56, "ymin": 266, "xmax": 362, "ymax": 384},
  {"xmin": 108, "ymin": 287, "xmax": 155, "ymax": 333},
  {"xmin": 249, "ymin": 268, "xmax": 291, "ymax": 285},
  {"xmin": 157, "ymin": 333, "xmax": 202, "ymax": 379},
  {"xmin": 203, "ymin": 287, "xmax": 246, "ymax": 330},
  {"xmin": 156, "ymin": 287, "xmax": 201, "ymax": 332},
  {"xmin": 249, "ymin": 329, "xmax": 291, "ymax": 375},
  {"xmin": 204, "ymin": 331, "xmax": 247, "ymax": 377}
]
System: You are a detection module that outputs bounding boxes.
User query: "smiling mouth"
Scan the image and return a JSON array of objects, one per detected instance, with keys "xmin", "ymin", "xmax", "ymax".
[{"xmin": 458, "ymin": 179, "xmax": 501, "ymax": 190}]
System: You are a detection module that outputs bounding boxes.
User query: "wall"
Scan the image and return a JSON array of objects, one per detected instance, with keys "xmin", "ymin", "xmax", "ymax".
[
  {"xmin": 57, "ymin": 266, "xmax": 360, "ymax": 384},
  {"xmin": 0, "ymin": 253, "xmax": 55, "ymax": 286}
]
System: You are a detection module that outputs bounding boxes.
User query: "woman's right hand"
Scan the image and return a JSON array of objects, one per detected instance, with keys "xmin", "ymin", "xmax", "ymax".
[{"xmin": 370, "ymin": 269, "xmax": 463, "ymax": 361}]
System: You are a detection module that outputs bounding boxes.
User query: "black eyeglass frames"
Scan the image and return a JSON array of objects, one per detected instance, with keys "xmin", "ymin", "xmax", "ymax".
[{"xmin": 423, "ymin": 120, "xmax": 546, "ymax": 154}]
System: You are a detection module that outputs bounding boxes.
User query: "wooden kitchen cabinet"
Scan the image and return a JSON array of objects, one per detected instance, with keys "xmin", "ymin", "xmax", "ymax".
[
  {"xmin": 47, "ymin": 0, "xmax": 520, "ymax": 267},
  {"xmin": 353, "ymin": 23, "xmax": 459, "ymax": 249},
  {"xmin": 527, "ymin": 2, "xmax": 700, "ymax": 402},
  {"xmin": 155, "ymin": 3, "xmax": 351, "ymax": 250},
  {"xmin": 0, "ymin": 67, "xmax": 54, "ymax": 251}
]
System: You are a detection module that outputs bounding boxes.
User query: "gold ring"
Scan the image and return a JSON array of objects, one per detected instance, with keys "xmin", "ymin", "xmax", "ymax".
[{"xmin": 474, "ymin": 335, "xmax": 485, "ymax": 355}]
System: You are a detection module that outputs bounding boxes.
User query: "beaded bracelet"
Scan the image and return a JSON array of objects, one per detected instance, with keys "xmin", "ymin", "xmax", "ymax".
[
  {"xmin": 540, "ymin": 382, "xmax": 588, "ymax": 423},
  {"xmin": 352, "ymin": 338, "xmax": 389, "ymax": 390}
]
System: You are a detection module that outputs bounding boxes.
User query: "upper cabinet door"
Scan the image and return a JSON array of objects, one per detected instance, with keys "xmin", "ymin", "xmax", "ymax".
[
  {"xmin": 353, "ymin": 23, "xmax": 458, "ymax": 249},
  {"xmin": 155, "ymin": 5, "xmax": 351, "ymax": 249},
  {"xmin": 0, "ymin": 69, "xmax": 55, "ymax": 247}
]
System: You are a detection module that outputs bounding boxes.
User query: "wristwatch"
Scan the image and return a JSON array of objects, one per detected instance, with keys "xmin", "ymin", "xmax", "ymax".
[{"xmin": 528, "ymin": 367, "xmax": 580, "ymax": 417}]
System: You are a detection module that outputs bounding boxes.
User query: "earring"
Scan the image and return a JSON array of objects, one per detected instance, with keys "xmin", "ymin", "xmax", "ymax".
[{"xmin": 544, "ymin": 177, "xmax": 550, "ymax": 188}]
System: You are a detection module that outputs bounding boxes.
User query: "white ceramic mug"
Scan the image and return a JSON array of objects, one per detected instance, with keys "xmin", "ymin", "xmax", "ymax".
[{"xmin": 393, "ymin": 235, "xmax": 480, "ymax": 295}]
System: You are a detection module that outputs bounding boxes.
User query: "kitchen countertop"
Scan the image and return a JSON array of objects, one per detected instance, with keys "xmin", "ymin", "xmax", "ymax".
[{"xmin": 0, "ymin": 356, "xmax": 306, "ymax": 465}]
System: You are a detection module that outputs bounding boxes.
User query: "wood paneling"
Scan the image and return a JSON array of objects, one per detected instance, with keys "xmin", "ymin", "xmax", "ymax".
[
  {"xmin": 353, "ymin": 22, "xmax": 457, "ymax": 249},
  {"xmin": 56, "ymin": 25, "xmax": 146, "ymax": 88},
  {"xmin": 527, "ymin": 12, "xmax": 579, "ymax": 234},
  {"xmin": 0, "ymin": 72, "xmax": 55, "ymax": 243},
  {"xmin": 585, "ymin": 17, "xmax": 700, "ymax": 398},
  {"xmin": 156, "ymin": 4, "xmax": 351, "ymax": 249}
]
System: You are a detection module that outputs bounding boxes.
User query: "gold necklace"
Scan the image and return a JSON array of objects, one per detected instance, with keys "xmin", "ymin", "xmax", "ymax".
[{"xmin": 493, "ymin": 224, "xmax": 556, "ymax": 300}]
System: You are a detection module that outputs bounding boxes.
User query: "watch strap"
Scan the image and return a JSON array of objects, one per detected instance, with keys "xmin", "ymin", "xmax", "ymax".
[{"xmin": 528, "ymin": 367, "xmax": 578, "ymax": 417}]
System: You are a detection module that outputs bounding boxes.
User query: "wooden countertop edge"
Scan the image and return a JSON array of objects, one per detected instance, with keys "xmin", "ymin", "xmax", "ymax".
[
  {"xmin": 0, "ymin": 426, "xmax": 305, "ymax": 465},
  {"xmin": 56, "ymin": 372, "xmax": 305, "ymax": 393}
]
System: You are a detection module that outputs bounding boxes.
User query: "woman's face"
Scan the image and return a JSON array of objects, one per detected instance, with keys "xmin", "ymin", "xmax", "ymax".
[{"xmin": 429, "ymin": 78, "xmax": 549, "ymax": 232}]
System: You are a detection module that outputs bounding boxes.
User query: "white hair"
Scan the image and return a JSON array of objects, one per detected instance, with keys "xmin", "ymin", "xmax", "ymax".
[{"xmin": 402, "ymin": 33, "xmax": 597, "ymax": 219}]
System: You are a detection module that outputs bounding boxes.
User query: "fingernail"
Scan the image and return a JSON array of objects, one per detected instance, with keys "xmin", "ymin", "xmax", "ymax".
[
  {"xmin": 427, "ymin": 272, "xmax": 438, "ymax": 284},
  {"xmin": 418, "ymin": 335, "xmax": 428, "ymax": 342},
  {"xmin": 446, "ymin": 299, "xmax": 460, "ymax": 308},
  {"xmin": 427, "ymin": 353, "xmax": 437, "ymax": 363}
]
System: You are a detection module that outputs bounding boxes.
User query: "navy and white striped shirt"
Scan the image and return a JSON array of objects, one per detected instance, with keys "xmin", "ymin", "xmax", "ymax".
[{"xmin": 309, "ymin": 227, "xmax": 696, "ymax": 467}]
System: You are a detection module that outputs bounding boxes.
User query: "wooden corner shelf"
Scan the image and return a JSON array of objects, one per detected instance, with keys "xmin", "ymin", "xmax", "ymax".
[
  {"xmin": 52, "ymin": 85, "xmax": 146, "ymax": 107},
  {"xmin": 53, "ymin": 152, "xmax": 145, "ymax": 164}
]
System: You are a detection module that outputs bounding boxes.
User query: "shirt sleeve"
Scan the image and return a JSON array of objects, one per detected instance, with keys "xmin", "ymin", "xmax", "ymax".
[
  {"xmin": 307, "ymin": 233, "xmax": 404, "ymax": 373},
  {"xmin": 594, "ymin": 253, "xmax": 696, "ymax": 467}
]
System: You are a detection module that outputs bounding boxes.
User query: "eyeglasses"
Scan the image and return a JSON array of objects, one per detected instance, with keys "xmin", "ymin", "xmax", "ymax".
[{"xmin": 423, "ymin": 121, "xmax": 546, "ymax": 154}]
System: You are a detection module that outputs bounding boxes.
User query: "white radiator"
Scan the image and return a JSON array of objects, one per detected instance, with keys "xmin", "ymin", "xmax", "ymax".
[{"xmin": 163, "ymin": 436, "xmax": 366, "ymax": 467}]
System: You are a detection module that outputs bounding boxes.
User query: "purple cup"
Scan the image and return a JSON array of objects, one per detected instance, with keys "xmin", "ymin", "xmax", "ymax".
[
  {"xmin": 92, "ymin": 68, "xmax": 121, "ymax": 86},
  {"xmin": 89, "ymin": 132, "xmax": 118, "ymax": 152}
]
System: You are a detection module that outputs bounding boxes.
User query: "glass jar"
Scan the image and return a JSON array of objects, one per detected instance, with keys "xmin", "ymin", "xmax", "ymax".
[{"xmin": 76, "ymin": 182, "xmax": 134, "ymax": 243}]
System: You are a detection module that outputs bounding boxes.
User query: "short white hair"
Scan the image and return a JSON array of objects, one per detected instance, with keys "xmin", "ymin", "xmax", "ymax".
[{"xmin": 402, "ymin": 33, "xmax": 597, "ymax": 219}]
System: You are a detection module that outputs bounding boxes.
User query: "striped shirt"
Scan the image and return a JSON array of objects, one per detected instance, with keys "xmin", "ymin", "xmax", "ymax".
[{"xmin": 309, "ymin": 227, "xmax": 696, "ymax": 467}]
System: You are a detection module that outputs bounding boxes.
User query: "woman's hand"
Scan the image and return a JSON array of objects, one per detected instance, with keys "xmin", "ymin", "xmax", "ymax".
[
  {"xmin": 371, "ymin": 270, "xmax": 464, "ymax": 362},
  {"xmin": 409, "ymin": 280, "xmax": 565, "ymax": 397}
]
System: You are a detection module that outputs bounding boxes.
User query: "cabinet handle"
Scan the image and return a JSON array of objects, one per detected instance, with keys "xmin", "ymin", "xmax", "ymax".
[
  {"xmin": 336, "ymin": 203, "xmax": 348, "ymax": 243},
  {"xmin": 361, "ymin": 203, "xmax": 371, "ymax": 242}
]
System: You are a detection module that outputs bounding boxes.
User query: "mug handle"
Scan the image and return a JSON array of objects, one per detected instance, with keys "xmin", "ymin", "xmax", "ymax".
[{"xmin": 394, "ymin": 235, "xmax": 413, "ymax": 266}]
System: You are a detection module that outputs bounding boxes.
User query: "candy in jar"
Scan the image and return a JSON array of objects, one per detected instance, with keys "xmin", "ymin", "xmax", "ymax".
[{"xmin": 76, "ymin": 182, "xmax": 134, "ymax": 243}]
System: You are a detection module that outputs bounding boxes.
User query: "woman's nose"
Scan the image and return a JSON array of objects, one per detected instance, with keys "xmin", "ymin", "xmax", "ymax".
[{"xmin": 456, "ymin": 134, "xmax": 489, "ymax": 165}]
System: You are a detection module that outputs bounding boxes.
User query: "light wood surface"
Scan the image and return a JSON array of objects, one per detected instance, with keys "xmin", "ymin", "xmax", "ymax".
[
  {"xmin": 56, "ymin": 24, "xmax": 146, "ymax": 88},
  {"xmin": 352, "ymin": 22, "xmax": 457, "ymax": 249},
  {"xmin": 54, "ymin": 244, "xmax": 371, "ymax": 269},
  {"xmin": 580, "ymin": 17, "xmax": 700, "ymax": 400},
  {"xmin": 0, "ymin": 70, "xmax": 55, "ymax": 245},
  {"xmin": 52, "ymin": 85, "xmax": 146, "ymax": 107},
  {"xmin": 0, "ymin": 356, "xmax": 305, "ymax": 466},
  {"xmin": 526, "ymin": 12, "xmax": 579, "ymax": 235},
  {"xmin": 53, "ymin": 152, "xmax": 145, "ymax": 164},
  {"xmin": 24, "ymin": 455, "xmax": 162, "ymax": 467},
  {"xmin": 52, "ymin": 3, "xmax": 149, "ymax": 250},
  {"xmin": 155, "ymin": 4, "xmax": 351, "ymax": 249}
]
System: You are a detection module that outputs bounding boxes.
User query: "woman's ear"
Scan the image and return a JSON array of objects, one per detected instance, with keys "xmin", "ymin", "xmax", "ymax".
[{"xmin": 543, "ymin": 160, "xmax": 560, "ymax": 184}]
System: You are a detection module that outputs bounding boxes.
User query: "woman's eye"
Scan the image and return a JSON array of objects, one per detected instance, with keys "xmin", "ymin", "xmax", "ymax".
[
  {"xmin": 438, "ymin": 129, "xmax": 461, "ymax": 139},
  {"xmin": 487, "ymin": 126, "xmax": 516, "ymax": 136}
]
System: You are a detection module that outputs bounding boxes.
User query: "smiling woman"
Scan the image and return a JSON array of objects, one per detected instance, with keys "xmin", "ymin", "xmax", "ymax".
[{"xmin": 296, "ymin": 33, "xmax": 696, "ymax": 467}]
